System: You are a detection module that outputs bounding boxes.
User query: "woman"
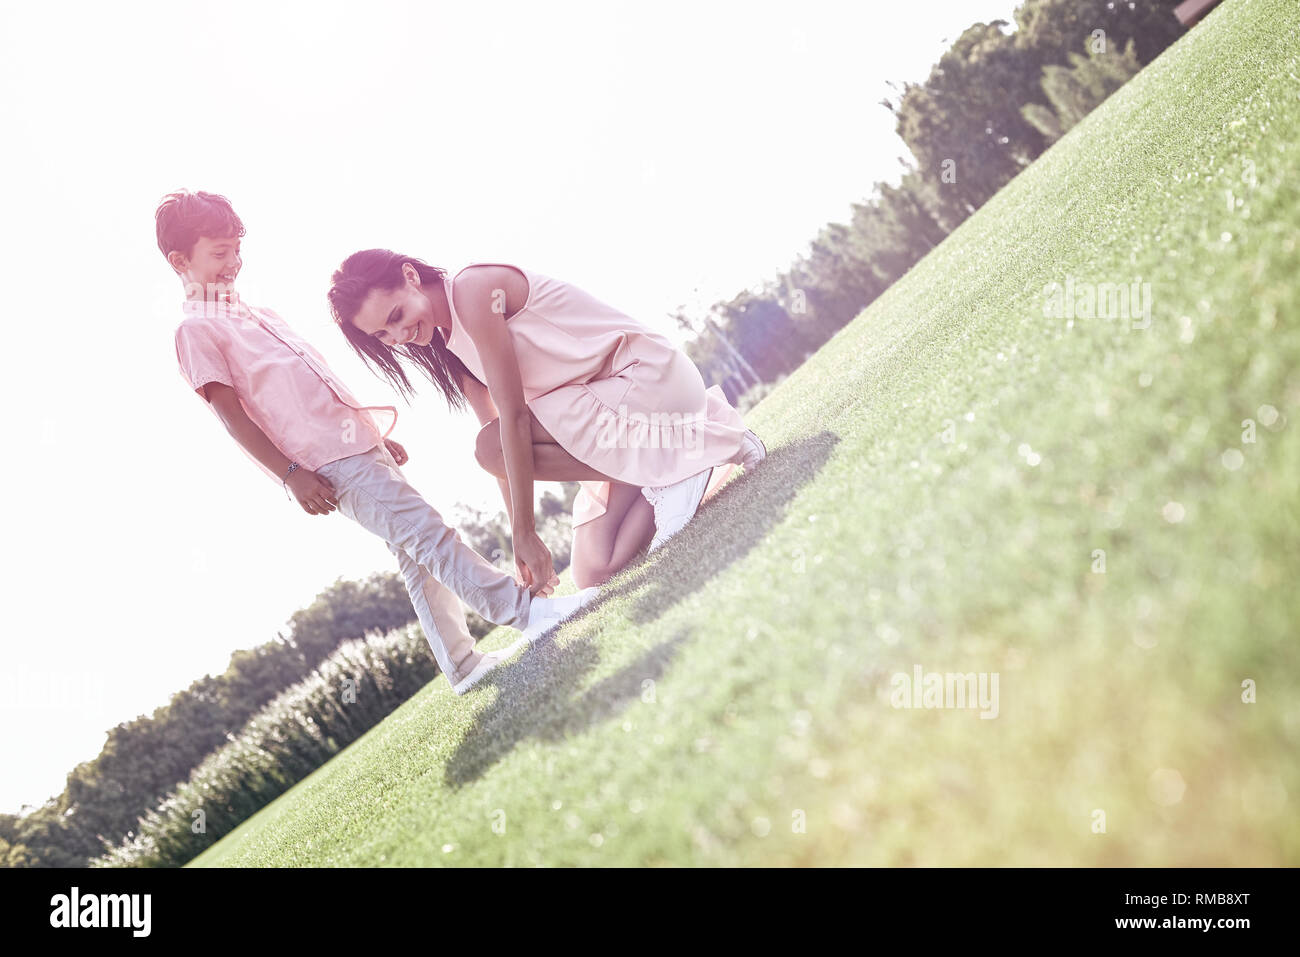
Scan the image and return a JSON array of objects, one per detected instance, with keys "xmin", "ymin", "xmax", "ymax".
[{"xmin": 328, "ymin": 252, "xmax": 766, "ymax": 590}]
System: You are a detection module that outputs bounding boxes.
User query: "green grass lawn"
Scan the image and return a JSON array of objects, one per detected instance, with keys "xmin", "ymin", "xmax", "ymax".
[{"xmin": 191, "ymin": 0, "xmax": 1299, "ymax": 866}]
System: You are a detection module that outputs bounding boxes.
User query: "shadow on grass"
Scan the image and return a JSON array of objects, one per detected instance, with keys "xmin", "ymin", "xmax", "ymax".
[
  {"xmin": 444, "ymin": 627, "xmax": 691, "ymax": 788},
  {"xmin": 443, "ymin": 430, "xmax": 839, "ymax": 788},
  {"xmin": 598, "ymin": 429, "xmax": 840, "ymax": 624}
]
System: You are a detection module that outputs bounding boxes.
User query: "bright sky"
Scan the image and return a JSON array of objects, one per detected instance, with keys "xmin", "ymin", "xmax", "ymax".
[{"xmin": 0, "ymin": 0, "xmax": 1022, "ymax": 817}]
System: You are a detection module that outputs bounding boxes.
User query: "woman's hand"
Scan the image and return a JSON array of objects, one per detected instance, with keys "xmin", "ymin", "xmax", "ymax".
[
  {"xmin": 513, "ymin": 528, "xmax": 558, "ymax": 597},
  {"xmin": 286, "ymin": 468, "xmax": 339, "ymax": 515},
  {"xmin": 384, "ymin": 438, "xmax": 408, "ymax": 465}
]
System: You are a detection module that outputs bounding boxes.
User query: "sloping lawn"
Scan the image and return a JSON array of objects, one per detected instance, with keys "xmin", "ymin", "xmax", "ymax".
[{"xmin": 192, "ymin": 0, "xmax": 1299, "ymax": 866}]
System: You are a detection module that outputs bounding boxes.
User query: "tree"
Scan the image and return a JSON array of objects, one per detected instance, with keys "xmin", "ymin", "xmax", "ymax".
[
  {"xmin": 888, "ymin": 2, "xmax": 1184, "ymax": 226},
  {"xmin": 1014, "ymin": 0, "xmax": 1184, "ymax": 72},
  {"xmin": 890, "ymin": 20, "xmax": 1049, "ymax": 225},
  {"xmin": 1022, "ymin": 38, "xmax": 1144, "ymax": 143},
  {"xmin": 284, "ymin": 573, "xmax": 415, "ymax": 665}
]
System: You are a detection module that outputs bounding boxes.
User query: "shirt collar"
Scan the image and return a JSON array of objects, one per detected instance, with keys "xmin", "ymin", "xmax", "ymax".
[{"xmin": 181, "ymin": 295, "xmax": 257, "ymax": 322}]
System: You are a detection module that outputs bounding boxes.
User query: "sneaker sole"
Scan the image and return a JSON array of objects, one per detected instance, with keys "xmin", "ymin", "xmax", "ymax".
[
  {"xmin": 648, "ymin": 471, "xmax": 711, "ymax": 551},
  {"xmin": 451, "ymin": 654, "xmax": 503, "ymax": 695}
]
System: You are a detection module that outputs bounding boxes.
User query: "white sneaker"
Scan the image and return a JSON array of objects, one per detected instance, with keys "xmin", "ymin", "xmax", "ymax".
[
  {"xmin": 521, "ymin": 586, "xmax": 602, "ymax": 644},
  {"xmin": 736, "ymin": 429, "xmax": 767, "ymax": 470},
  {"xmin": 642, "ymin": 468, "xmax": 712, "ymax": 553},
  {"xmin": 451, "ymin": 651, "xmax": 507, "ymax": 695}
]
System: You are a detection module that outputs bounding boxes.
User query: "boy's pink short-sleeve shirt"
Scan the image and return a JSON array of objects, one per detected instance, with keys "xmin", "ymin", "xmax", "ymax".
[{"xmin": 175, "ymin": 297, "xmax": 397, "ymax": 482}]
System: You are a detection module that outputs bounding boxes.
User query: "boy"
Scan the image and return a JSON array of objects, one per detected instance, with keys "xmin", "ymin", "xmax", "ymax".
[{"xmin": 160, "ymin": 189, "xmax": 597, "ymax": 695}]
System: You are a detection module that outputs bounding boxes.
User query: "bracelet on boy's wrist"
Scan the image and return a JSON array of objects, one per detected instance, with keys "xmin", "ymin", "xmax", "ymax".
[{"xmin": 281, "ymin": 462, "xmax": 301, "ymax": 500}]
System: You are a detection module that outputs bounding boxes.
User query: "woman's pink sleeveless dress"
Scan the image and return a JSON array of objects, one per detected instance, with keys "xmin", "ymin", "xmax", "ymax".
[{"xmin": 438, "ymin": 263, "xmax": 747, "ymax": 527}]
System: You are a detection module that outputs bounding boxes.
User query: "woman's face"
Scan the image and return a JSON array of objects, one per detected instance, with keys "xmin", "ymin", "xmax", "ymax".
[{"xmin": 350, "ymin": 264, "xmax": 437, "ymax": 347}]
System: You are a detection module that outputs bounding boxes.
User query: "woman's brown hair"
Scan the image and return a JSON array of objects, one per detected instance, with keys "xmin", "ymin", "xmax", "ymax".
[{"xmin": 328, "ymin": 249, "xmax": 475, "ymax": 411}]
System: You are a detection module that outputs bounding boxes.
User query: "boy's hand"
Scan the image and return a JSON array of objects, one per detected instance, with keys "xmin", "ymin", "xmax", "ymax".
[
  {"xmin": 385, "ymin": 439, "xmax": 408, "ymax": 465},
  {"xmin": 286, "ymin": 468, "xmax": 339, "ymax": 515}
]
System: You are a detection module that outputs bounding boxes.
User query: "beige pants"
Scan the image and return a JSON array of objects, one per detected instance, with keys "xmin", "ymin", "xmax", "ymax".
[{"xmin": 317, "ymin": 443, "xmax": 533, "ymax": 685}]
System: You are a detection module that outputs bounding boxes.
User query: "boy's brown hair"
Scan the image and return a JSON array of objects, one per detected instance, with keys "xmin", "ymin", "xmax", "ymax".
[{"xmin": 155, "ymin": 189, "xmax": 246, "ymax": 263}]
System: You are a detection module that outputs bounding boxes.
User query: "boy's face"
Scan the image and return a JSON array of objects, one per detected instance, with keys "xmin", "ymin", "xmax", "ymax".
[{"xmin": 171, "ymin": 234, "xmax": 242, "ymax": 301}]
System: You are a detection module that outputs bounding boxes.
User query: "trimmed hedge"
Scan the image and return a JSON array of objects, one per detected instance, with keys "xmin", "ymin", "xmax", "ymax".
[{"xmin": 91, "ymin": 623, "xmax": 438, "ymax": 868}]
